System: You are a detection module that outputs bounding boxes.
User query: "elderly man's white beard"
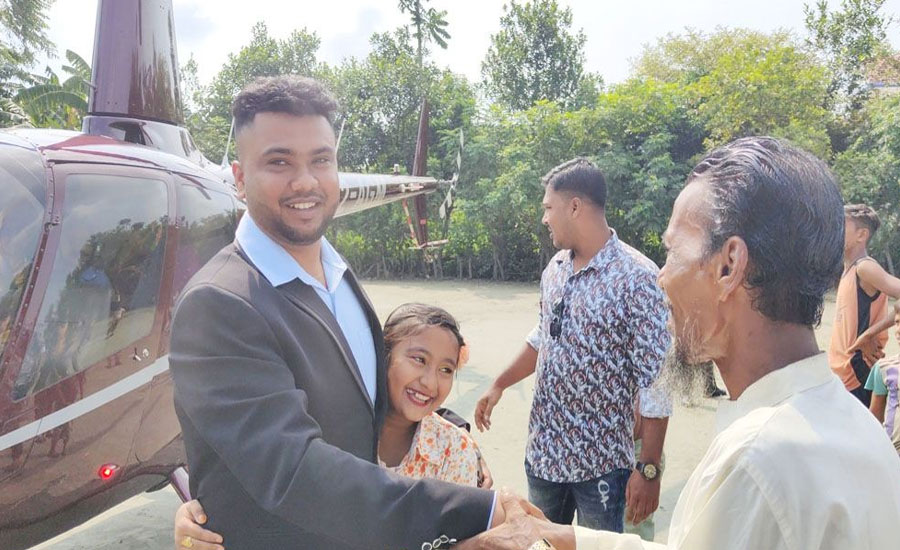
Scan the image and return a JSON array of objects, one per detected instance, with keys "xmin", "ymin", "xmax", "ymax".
[{"xmin": 659, "ymin": 318, "xmax": 711, "ymax": 402}]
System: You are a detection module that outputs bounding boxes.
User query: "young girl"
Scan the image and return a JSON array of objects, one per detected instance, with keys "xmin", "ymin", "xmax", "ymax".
[{"xmin": 173, "ymin": 303, "xmax": 487, "ymax": 549}]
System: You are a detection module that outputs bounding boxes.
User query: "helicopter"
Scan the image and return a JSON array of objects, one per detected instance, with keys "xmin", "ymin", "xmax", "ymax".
[{"xmin": 0, "ymin": 1, "xmax": 455, "ymax": 548}]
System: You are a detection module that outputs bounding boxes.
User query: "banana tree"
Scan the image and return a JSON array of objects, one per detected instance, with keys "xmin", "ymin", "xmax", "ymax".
[{"xmin": 16, "ymin": 49, "xmax": 90, "ymax": 129}]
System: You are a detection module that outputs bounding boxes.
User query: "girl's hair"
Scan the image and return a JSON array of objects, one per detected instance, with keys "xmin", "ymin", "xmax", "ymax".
[{"xmin": 383, "ymin": 303, "xmax": 465, "ymax": 365}]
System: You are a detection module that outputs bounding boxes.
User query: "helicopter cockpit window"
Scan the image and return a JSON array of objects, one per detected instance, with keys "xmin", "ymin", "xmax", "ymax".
[
  {"xmin": 13, "ymin": 175, "xmax": 168, "ymax": 400},
  {"xmin": 173, "ymin": 180, "xmax": 236, "ymax": 297},
  {"xmin": 0, "ymin": 147, "xmax": 46, "ymax": 362}
]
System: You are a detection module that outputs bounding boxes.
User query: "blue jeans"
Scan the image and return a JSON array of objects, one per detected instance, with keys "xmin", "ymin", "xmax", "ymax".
[{"xmin": 527, "ymin": 468, "xmax": 631, "ymax": 532}]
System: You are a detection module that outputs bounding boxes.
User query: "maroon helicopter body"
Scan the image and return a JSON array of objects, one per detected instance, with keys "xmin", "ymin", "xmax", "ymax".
[{"xmin": 0, "ymin": 2, "xmax": 443, "ymax": 548}]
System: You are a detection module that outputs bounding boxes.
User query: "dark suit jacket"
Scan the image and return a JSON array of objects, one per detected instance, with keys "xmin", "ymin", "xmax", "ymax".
[{"xmin": 170, "ymin": 243, "xmax": 493, "ymax": 550}]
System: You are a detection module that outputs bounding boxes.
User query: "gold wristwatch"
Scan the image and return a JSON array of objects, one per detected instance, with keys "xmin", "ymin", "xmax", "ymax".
[{"xmin": 526, "ymin": 539, "xmax": 556, "ymax": 550}]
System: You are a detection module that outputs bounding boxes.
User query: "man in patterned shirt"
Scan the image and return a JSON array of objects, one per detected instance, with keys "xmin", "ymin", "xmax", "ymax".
[{"xmin": 475, "ymin": 158, "xmax": 671, "ymax": 533}]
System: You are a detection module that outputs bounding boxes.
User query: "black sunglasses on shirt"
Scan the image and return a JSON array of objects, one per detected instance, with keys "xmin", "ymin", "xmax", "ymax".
[{"xmin": 549, "ymin": 296, "xmax": 566, "ymax": 339}]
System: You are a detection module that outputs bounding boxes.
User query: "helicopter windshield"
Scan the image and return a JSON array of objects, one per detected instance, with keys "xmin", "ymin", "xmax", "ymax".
[{"xmin": 0, "ymin": 145, "xmax": 46, "ymax": 361}]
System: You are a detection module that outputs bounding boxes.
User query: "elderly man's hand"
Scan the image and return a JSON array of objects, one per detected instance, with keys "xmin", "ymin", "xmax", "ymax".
[{"xmin": 462, "ymin": 490, "xmax": 575, "ymax": 550}]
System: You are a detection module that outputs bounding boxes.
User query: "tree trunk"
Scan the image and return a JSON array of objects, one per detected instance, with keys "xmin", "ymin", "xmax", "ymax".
[
  {"xmin": 886, "ymin": 246, "xmax": 895, "ymax": 276},
  {"xmin": 467, "ymin": 256, "xmax": 473, "ymax": 279}
]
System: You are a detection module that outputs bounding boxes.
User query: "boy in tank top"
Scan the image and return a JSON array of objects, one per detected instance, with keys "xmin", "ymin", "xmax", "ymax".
[{"xmin": 829, "ymin": 204, "xmax": 900, "ymax": 406}]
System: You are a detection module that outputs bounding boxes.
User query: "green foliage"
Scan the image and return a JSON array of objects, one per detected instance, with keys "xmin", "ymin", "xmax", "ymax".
[
  {"xmin": 16, "ymin": 7, "xmax": 900, "ymax": 279},
  {"xmin": 0, "ymin": 0, "xmax": 55, "ymax": 126},
  {"xmin": 481, "ymin": 0, "xmax": 592, "ymax": 111},
  {"xmin": 805, "ymin": 0, "xmax": 894, "ymax": 112},
  {"xmin": 634, "ymin": 28, "xmax": 833, "ymax": 157},
  {"xmin": 833, "ymin": 93, "xmax": 900, "ymax": 270},
  {"xmin": 691, "ymin": 38, "xmax": 831, "ymax": 156},
  {"xmin": 593, "ymin": 79, "xmax": 705, "ymax": 261},
  {"xmin": 0, "ymin": 0, "xmax": 54, "ymax": 66},
  {"xmin": 397, "ymin": 0, "xmax": 450, "ymax": 66},
  {"xmin": 16, "ymin": 49, "xmax": 90, "ymax": 129},
  {"xmin": 184, "ymin": 22, "xmax": 323, "ymax": 162}
]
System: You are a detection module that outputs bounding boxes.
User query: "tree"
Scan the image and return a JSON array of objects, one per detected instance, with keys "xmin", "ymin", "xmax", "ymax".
[
  {"xmin": 833, "ymin": 93, "xmax": 900, "ymax": 273},
  {"xmin": 0, "ymin": 0, "xmax": 54, "ymax": 65},
  {"xmin": 632, "ymin": 28, "xmax": 833, "ymax": 158},
  {"xmin": 0, "ymin": 0, "xmax": 56, "ymax": 126},
  {"xmin": 691, "ymin": 38, "xmax": 831, "ymax": 156},
  {"xmin": 397, "ymin": 0, "xmax": 450, "ymax": 67},
  {"xmin": 481, "ymin": 0, "xmax": 592, "ymax": 111},
  {"xmin": 16, "ymin": 49, "xmax": 90, "ymax": 129},
  {"xmin": 325, "ymin": 28, "xmax": 478, "ymax": 277},
  {"xmin": 805, "ymin": 0, "xmax": 895, "ymax": 112},
  {"xmin": 184, "ymin": 22, "xmax": 322, "ymax": 162}
]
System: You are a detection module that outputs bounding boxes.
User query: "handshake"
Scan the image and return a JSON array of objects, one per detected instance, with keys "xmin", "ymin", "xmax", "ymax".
[{"xmin": 454, "ymin": 489, "xmax": 575, "ymax": 550}]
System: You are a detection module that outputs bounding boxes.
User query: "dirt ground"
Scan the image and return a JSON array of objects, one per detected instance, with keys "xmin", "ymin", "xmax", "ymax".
[{"xmin": 30, "ymin": 281, "xmax": 898, "ymax": 549}]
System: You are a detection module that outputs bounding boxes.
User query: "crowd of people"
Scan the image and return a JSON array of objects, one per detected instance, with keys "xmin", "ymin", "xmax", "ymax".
[{"xmin": 169, "ymin": 75, "xmax": 900, "ymax": 550}]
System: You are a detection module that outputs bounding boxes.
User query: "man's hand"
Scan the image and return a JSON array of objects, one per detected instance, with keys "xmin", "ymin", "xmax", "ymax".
[
  {"xmin": 475, "ymin": 385, "xmax": 504, "ymax": 432},
  {"xmin": 625, "ymin": 470, "xmax": 660, "ymax": 526},
  {"xmin": 174, "ymin": 500, "xmax": 223, "ymax": 550},
  {"xmin": 849, "ymin": 329, "xmax": 886, "ymax": 366},
  {"xmin": 459, "ymin": 490, "xmax": 574, "ymax": 550},
  {"xmin": 490, "ymin": 488, "xmax": 546, "ymax": 528}
]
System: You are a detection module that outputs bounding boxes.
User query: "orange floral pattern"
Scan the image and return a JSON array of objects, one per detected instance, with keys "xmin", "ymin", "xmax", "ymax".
[{"xmin": 385, "ymin": 412, "xmax": 481, "ymax": 487}]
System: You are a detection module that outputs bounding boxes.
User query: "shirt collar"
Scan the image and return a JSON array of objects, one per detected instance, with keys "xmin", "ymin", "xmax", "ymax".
[
  {"xmin": 715, "ymin": 352, "xmax": 832, "ymax": 433},
  {"xmin": 235, "ymin": 213, "xmax": 347, "ymax": 291},
  {"xmin": 558, "ymin": 229, "xmax": 620, "ymax": 275}
]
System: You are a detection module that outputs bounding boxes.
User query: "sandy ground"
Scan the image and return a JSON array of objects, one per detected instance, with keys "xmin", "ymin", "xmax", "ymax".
[{"xmin": 30, "ymin": 281, "xmax": 898, "ymax": 549}]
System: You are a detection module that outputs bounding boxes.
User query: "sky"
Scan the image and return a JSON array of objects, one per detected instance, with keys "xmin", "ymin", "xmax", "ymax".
[{"xmin": 41, "ymin": 0, "xmax": 900, "ymax": 86}]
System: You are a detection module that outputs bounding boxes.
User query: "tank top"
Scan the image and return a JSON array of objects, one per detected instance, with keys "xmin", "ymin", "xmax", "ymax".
[{"xmin": 828, "ymin": 257, "xmax": 889, "ymax": 390}]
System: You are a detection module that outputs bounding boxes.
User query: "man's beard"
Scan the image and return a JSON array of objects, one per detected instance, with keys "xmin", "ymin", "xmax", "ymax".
[
  {"xmin": 659, "ymin": 319, "xmax": 709, "ymax": 402},
  {"xmin": 252, "ymin": 196, "xmax": 338, "ymax": 246},
  {"xmin": 272, "ymin": 212, "xmax": 333, "ymax": 246}
]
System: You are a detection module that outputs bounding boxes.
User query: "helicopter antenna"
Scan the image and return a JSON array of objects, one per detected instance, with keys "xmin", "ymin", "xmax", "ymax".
[{"xmin": 221, "ymin": 117, "xmax": 235, "ymax": 168}]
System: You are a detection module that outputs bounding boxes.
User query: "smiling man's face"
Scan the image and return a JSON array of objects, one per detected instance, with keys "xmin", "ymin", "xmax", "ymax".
[{"xmin": 234, "ymin": 112, "xmax": 339, "ymax": 248}]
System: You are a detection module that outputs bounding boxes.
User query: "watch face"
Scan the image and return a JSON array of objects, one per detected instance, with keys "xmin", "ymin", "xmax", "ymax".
[{"xmin": 643, "ymin": 464, "xmax": 658, "ymax": 479}]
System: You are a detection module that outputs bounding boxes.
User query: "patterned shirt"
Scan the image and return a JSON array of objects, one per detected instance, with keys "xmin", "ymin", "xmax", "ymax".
[
  {"xmin": 525, "ymin": 231, "xmax": 670, "ymax": 482},
  {"xmin": 381, "ymin": 412, "xmax": 482, "ymax": 487}
]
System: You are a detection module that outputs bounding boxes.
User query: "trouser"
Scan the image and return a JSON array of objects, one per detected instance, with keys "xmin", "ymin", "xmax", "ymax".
[
  {"xmin": 527, "ymin": 468, "xmax": 631, "ymax": 533},
  {"xmin": 850, "ymin": 351, "xmax": 873, "ymax": 407}
]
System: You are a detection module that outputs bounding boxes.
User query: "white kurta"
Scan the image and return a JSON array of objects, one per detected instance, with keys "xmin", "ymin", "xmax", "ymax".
[{"xmin": 575, "ymin": 353, "xmax": 900, "ymax": 550}]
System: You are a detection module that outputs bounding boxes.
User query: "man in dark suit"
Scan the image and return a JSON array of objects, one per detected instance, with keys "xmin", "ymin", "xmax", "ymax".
[{"xmin": 170, "ymin": 76, "xmax": 505, "ymax": 550}]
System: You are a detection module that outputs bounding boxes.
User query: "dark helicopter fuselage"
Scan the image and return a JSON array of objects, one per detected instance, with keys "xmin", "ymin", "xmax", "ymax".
[{"xmin": 0, "ymin": 128, "xmax": 240, "ymax": 549}]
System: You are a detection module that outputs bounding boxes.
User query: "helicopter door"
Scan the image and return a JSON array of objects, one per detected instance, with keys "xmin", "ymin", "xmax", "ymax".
[
  {"xmin": 132, "ymin": 174, "xmax": 238, "ymax": 464},
  {"xmin": 0, "ymin": 144, "xmax": 47, "ymax": 484},
  {"xmin": 7, "ymin": 164, "xmax": 172, "ymax": 521}
]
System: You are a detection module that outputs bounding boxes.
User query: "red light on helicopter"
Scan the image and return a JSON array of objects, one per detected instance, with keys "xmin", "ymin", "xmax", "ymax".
[{"xmin": 98, "ymin": 464, "xmax": 119, "ymax": 481}]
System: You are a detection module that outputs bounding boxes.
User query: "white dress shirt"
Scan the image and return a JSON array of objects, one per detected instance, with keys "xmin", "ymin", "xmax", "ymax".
[{"xmin": 574, "ymin": 353, "xmax": 900, "ymax": 550}]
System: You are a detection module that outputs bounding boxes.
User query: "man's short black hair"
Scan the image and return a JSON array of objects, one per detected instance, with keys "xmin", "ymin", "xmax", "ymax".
[
  {"xmin": 844, "ymin": 203, "xmax": 881, "ymax": 243},
  {"xmin": 689, "ymin": 136, "xmax": 844, "ymax": 327},
  {"xmin": 232, "ymin": 75, "xmax": 339, "ymax": 132},
  {"xmin": 542, "ymin": 157, "xmax": 607, "ymax": 208}
]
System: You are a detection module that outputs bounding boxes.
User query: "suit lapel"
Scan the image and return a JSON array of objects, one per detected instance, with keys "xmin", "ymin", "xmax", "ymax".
[
  {"xmin": 279, "ymin": 280, "xmax": 375, "ymax": 412},
  {"xmin": 234, "ymin": 242, "xmax": 376, "ymax": 414},
  {"xmin": 343, "ymin": 268, "xmax": 388, "ymax": 422}
]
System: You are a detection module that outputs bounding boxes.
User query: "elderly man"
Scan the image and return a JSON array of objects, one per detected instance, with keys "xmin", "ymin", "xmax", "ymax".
[{"xmin": 461, "ymin": 136, "xmax": 900, "ymax": 550}]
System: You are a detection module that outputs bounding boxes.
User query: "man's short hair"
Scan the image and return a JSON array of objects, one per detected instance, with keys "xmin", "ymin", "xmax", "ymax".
[
  {"xmin": 542, "ymin": 157, "xmax": 607, "ymax": 208},
  {"xmin": 688, "ymin": 136, "xmax": 844, "ymax": 327},
  {"xmin": 844, "ymin": 204, "xmax": 881, "ymax": 242},
  {"xmin": 232, "ymin": 76, "xmax": 339, "ymax": 132}
]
